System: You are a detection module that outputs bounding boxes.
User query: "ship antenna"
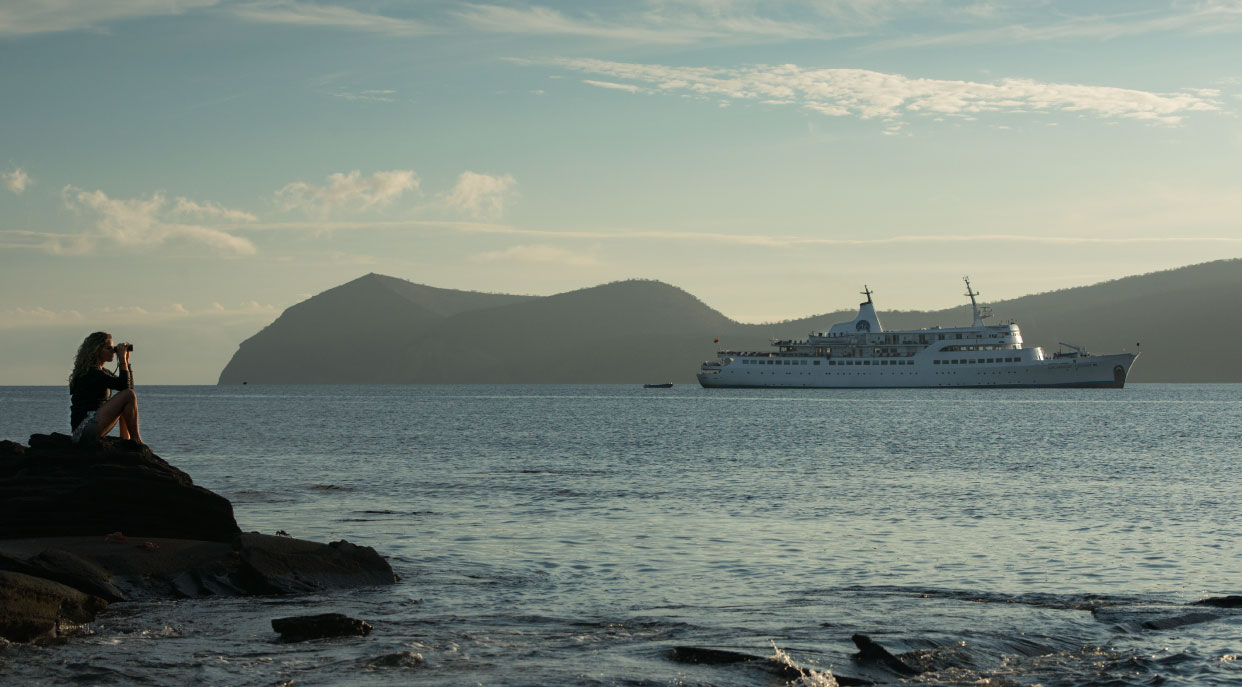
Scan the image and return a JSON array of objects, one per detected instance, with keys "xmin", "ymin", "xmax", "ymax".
[
  {"xmin": 963, "ymin": 276, "xmax": 982, "ymax": 326},
  {"xmin": 861, "ymin": 285, "xmax": 873, "ymax": 304}
]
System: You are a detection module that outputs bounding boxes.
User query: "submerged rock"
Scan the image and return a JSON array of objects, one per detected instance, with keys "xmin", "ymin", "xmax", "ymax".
[
  {"xmin": 364, "ymin": 651, "xmax": 424, "ymax": 669},
  {"xmin": 0, "ymin": 433, "xmax": 240, "ymax": 542},
  {"xmin": 1140, "ymin": 612, "xmax": 1220, "ymax": 631},
  {"xmin": 272, "ymin": 613, "xmax": 372, "ymax": 641},
  {"xmin": 851, "ymin": 633, "xmax": 922, "ymax": 676},
  {"xmin": 1193, "ymin": 595, "xmax": 1242, "ymax": 608},
  {"xmin": 668, "ymin": 646, "xmax": 873, "ymax": 685}
]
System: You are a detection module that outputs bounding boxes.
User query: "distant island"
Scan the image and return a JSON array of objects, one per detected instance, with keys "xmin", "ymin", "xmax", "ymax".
[{"xmin": 218, "ymin": 259, "xmax": 1242, "ymax": 384}]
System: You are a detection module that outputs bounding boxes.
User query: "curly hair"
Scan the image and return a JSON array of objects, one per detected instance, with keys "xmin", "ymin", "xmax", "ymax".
[{"xmin": 70, "ymin": 331, "xmax": 112, "ymax": 385}]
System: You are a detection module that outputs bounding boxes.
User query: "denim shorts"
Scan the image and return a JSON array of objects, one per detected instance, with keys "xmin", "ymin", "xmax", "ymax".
[{"xmin": 72, "ymin": 410, "xmax": 99, "ymax": 443}]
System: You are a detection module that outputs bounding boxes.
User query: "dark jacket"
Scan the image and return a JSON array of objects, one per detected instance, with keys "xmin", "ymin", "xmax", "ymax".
[{"xmin": 69, "ymin": 367, "xmax": 132, "ymax": 429}]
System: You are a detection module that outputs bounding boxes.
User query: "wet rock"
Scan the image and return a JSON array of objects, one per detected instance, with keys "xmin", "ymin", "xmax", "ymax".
[
  {"xmin": 0, "ymin": 433, "xmax": 240, "ymax": 543},
  {"xmin": 852, "ymin": 633, "xmax": 921, "ymax": 676},
  {"xmin": 1140, "ymin": 612, "xmax": 1220, "ymax": 631},
  {"xmin": 1193, "ymin": 595, "xmax": 1242, "ymax": 608},
  {"xmin": 0, "ymin": 570, "xmax": 108, "ymax": 643},
  {"xmin": 272, "ymin": 613, "xmax": 372, "ymax": 641},
  {"xmin": 669, "ymin": 646, "xmax": 770, "ymax": 666},
  {"xmin": 235, "ymin": 533, "xmax": 396, "ymax": 594}
]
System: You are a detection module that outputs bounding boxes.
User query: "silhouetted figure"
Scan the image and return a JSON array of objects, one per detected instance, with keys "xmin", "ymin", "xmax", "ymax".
[{"xmin": 69, "ymin": 331, "xmax": 143, "ymax": 446}]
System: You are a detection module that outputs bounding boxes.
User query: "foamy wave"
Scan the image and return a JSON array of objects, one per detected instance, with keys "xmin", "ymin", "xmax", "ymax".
[{"xmin": 769, "ymin": 641, "xmax": 838, "ymax": 687}]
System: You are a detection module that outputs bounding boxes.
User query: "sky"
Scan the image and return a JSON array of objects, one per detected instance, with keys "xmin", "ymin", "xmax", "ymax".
[{"xmin": 1, "ymin": 0, "xmax": 1240, "ymax": 385}]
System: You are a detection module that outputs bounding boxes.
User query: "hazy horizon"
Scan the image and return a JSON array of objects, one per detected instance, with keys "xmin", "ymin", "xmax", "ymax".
[{"xmin": 3, "ymin": 1, "xmax": 1241, "ymax": 384}]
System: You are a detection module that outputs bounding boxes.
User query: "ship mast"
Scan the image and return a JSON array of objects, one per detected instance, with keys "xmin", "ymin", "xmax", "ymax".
[{"xmin": 963, "ymin": 276, "xmax": 984, "ymax": 327}]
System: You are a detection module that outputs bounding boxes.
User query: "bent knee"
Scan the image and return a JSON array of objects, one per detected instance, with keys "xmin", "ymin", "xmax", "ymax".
[{"xmin": 115, "ymin": 388, "xmax": 137, "ymax": 402}]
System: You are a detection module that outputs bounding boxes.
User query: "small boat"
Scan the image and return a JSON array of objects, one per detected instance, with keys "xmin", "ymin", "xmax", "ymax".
[{"xmin": 643, "ymin": 383, "xmax": 674, "ymax": 388}]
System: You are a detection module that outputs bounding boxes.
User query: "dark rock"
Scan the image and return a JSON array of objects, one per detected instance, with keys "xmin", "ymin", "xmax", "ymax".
[
  {"xmin": 852, "ymin": 633, "xmax": 921, "ymax": 675},
  {"xmin": 1193, "ymin": 595, "xmax": 1242, "ymax": 608},
  {"xmin": 271, "ymin": 613, "xmax": 372, "ymax": 641},
  {"xmin": 669, "ymin": 646, "xmax": 771, "ymax": 666},
  {"xmin": 1140, "ymin": 612, "xmax": 1220, "ymax": 631},
  {"xmin": 0, "ymin": 433, "xmax": 240, "ymax": 543},
  {"xmin": 0, "ymin": 547, "xmax": 125, "ymax": 602},
  {"xmin": 0, "ymin": 570, "xmax": 108, "ymax": 643},
  {"xmin": 235, "ymin": 533, "xmax": 396, "ymax": 594}
]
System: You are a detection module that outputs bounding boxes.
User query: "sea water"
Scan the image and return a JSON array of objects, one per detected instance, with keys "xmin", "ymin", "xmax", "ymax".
[{"xmin": 1, "ymin": 384, "xmax": 1240, "ymax": 686}]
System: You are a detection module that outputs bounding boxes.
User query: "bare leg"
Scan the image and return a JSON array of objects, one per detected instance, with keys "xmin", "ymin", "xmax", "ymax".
[{"xmin": 96, "ymin": 389, "xmax": 143, "ymax": 444}]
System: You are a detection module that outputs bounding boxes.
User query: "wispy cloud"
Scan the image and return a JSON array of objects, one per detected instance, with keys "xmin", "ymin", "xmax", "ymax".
[
  {"xmin": 582, "ymin": 79, "xmax": 645, "ymax": 93},
  {"xmin": 230, "ymin": 1, "xmax": 430, "ymax": 36},
  {"xmin": 525, "ymin": 58, "xmax": 1220, "ymax": 125},
  {"xmin": 220, "ymin": 219, "xmax": 1242, "ymax": 249},
  {"xmin": 444, "ymin": 171, "xmax": 517, "ymax": 219},
  {"xmin": 455, "ymin": 4, "xmax": 715, "ymax": 44},
  {"xmin": 0, "ymin": 300, "xmax": 277, "ymax": 330},
  {"xmin": 172, "ymin": 197, "xmax": 257, "ymax": 222},
  {"xmin": 3, "ymin": 167, "xmax": 30, "ymax": 194},
  {"xmin": 330, "ymin": 89, "xmax": 398, "ymax": 103},
  {"xmin": 472, "ymin": 243, "xmax": 598, "ymax": 266},
  {"xmin": 276, "ymin": 169, "xmax": 420, "ymax": 215},
  {"xmin": 0, "ymin": 0, "xmax": 217, "ymax": 37},
  {"xmin": 59, "ymin": 187, "xmax": 256, "ymax": 255},
  {"xmin": 885, "ymin": 2, "xmax": 1242, "ymax": 48}
]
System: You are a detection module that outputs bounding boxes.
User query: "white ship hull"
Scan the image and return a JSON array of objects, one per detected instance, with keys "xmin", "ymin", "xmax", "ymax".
[{"xmin": 698, "ymin": 352, "xmax": 1138, "ymax": 389}]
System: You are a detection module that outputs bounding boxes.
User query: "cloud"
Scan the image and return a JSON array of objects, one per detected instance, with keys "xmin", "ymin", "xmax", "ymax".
[
  {"xmin": 455, "ymin": 4, "xmax": 715, "ymax": 43},
  {"xmin": 0, "ymin": 0, "xmax": 217, "ymax": 37},
  {"xmin": 330, "ymin": 89, "xmax": 398, "ymax": 103},
  {"xmin": 583, "ymin": 80, "xmax": 645, "ymax": 93},
  {"xmin": 885, "ymin": 2, "xmax": 1242, "ymax": 48},
  {"xmin": 3, "ymin": 168, "xmax": 30, "ymax": 194},
  {"xmin": 211, "ymin": 218, "xmax": 1242, "ymax": 249},
  {"xmin": 60, "ymin": 187, "xmax": 257, "ymax": 255},
  {"xmin": 444, "ymin": 171, "xmax": 517, "ymax": 219},
  {"xmin": 172, "ymin": 197, "xmax": 257, "ymax": 222},
  {"xmin": 526, "ymin": 58, "xmax": 1220, "ymax": 125},
  {"xmin": 230, "ymin": 1, "xmax": 429, "ymax": 36},
  {"xmin": 472, "ymin": 244, "xmax": 598, "ymax": 266},
  {"xmin": 0, "ymin": 300, "xmax": 277, "ymax": 330},
  {"xmin": 276, "ymin": 169, "xmax": 420, "ymax": 215}
]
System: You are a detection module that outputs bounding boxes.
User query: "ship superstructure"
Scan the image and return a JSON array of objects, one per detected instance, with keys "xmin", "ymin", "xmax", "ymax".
[{"xmin": 696, "ymin": 279, "xmax": 1138, "ymax": 389}]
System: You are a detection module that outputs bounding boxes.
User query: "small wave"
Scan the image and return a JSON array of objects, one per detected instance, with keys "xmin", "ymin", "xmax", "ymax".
[
  {"xmin": 768, "ymin": 642, "xmax": 839, "ymax": 687},
  {"xmin": 310, "ymin": 484, "xmax": 356, "ymax": 492}
]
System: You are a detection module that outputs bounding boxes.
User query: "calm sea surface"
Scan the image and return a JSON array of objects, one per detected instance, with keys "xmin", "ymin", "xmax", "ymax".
[{"xmin": 1, "ymin": 384, "xmax": 1240, "ymax": 686}]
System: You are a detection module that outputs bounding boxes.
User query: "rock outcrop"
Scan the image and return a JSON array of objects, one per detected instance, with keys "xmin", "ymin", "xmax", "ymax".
[
  {"xmin": 0, "ymin": 435, "xmax": 396, "ymax": 644},
  {"xmin": 0, "ymin": 434, "xmax": 240, "ymax": 542}
]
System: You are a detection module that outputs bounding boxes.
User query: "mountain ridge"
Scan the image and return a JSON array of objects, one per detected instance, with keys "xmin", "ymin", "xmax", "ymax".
[{"xmin": 218, "ymin": 259, "xmax": 1242, "ymax": 384}]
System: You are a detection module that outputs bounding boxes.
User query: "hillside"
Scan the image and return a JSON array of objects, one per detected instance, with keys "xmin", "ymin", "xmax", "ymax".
[{"xmin": 218, "ymin": 260, "xmax": 1242, "ymax": 384}]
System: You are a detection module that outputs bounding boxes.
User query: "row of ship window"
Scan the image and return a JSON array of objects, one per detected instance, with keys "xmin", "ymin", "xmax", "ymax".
[
  {"xmin": 934, "ymin": 357, "xmax": 1021, "ymax": 364},
  {"xmin": 742, "ymin": 359, "xmax": 915, "ymax": 366}
]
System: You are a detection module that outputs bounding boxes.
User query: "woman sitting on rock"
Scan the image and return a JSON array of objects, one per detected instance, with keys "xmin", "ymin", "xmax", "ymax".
[{"xmin": 69, "ymin": 331, "xmax": 143, "ymax": 446}]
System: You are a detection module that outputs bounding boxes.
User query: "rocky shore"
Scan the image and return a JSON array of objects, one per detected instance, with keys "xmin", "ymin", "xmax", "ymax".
[{"xmin": 0, "ymin": 434, "xmax": 395, "ymax": 643}]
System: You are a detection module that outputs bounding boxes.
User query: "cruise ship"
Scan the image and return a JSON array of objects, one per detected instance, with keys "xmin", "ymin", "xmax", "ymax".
[{"xmin": 697, "ymin": 279, "xmax": 1139, "ymax": 389}]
